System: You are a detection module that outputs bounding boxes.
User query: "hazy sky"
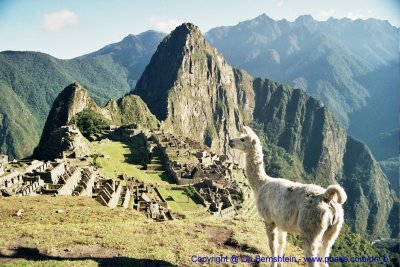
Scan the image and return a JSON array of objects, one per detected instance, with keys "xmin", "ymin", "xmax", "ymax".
[{"xmin": 0, "ymin": 0, "xmax": 399, "ymax": 59}]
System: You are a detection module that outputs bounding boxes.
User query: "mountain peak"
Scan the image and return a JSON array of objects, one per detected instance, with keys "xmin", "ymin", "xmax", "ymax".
[
  {"xmin": 296, "ymin": 14, "xmax": 315, "ymax": 20},
  {"xmin": 175, "ymin": 22, "xmax": 200, "ymax": 33},
  {"xmin": 254, "ymin": 13, "xmax": 275, "ymax": 22},
  {"xmin": 166, "ymin": 23, "xmax": 203, "ymax": 42},
  {"xmin": 69, "ymin": 81, "xmax": 82, "ymax": 91},
  {"xmin": 121, "ymin": 34, "xmax": 140, "ymax": 43},
  {"xmin": 295, "ymin": 14, "xmax": 316, "ymax": 24},
  {"xmin": 134, "ymin": 22, "xmax": 208, "ymax": 120}
]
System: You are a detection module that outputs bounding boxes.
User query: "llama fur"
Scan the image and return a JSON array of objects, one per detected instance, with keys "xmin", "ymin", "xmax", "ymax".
[{"xmin": 229, "ymin": 126, "xmax": 347, "ymax": 267}]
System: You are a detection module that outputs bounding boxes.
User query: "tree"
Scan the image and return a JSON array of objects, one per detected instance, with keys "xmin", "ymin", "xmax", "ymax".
[
  {"xmin": 183, "ymin": 186, "xmax": 196, "ymax": 203},
  {"xmin": 71, "ymin": 109, "xmax": 110, "ymax": 139}
]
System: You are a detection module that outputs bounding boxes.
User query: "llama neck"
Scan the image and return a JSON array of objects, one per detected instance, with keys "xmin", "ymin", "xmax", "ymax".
[{"xmin": 245, "ymin": 145, "xmax": 269, "ymax": 192}]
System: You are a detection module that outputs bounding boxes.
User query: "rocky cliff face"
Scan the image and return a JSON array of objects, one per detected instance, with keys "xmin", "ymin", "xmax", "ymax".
[
  {"xmin": 342, "ymin": 136, "xmax": 394, "ymax": 238},
  {"xmin": 134, "ymin": 23, "xmax": 254, "ymax": 155},
  {"xmin": 252, "ymin": 78, "xmax": 347, "ymax": 185},
  {"xmin": 205, "ymin": 15, "xmax": 399, "ymax": 188}
]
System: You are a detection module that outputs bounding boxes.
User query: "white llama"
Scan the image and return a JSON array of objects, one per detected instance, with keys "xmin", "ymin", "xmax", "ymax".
[{"xmin": 229, "ymin": 126, "xmax": 347, "ymax": 267}]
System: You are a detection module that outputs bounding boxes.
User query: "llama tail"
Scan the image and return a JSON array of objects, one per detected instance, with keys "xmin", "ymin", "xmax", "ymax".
[{"xmin": 323, "ymin": 184, "xmax": 347, "ymax": 204}]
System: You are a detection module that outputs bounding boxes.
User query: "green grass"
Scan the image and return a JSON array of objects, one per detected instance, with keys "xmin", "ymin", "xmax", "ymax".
[
  {"xmin": 91, "ymin": 141, "xmax": 158, "ymax": 183},
  {"xmin": 0, "ymin": 196, "xmax": 305, "ymax": 267},
  {"xmin": 157, "ymin": 188, "xmax": 202, "ymax": 215}
]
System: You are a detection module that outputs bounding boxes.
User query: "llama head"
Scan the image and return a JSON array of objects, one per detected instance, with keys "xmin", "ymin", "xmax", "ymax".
[{"xmin": 229, "ymin": 126, "xmax": 260, "ymax": 153}]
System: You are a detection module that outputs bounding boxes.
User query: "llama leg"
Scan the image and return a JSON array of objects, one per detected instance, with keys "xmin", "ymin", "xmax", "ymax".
[
  {"xmin": 265, "ymin": 222, "xmax": 278, "ymax": 267},
  {"xmin": 318, "ymin": 221, "xmax": 343, "ymax": 267},
  {"xmin": 278, "ymin": 231, "xmax": 287, "ymax": 267},
  {"xmin": 301, "ymin": 223, "xmax": 327, "ymax": 267},
  {"xmin": 278, "ymin": 231, "xmax": 287, "ymax": 257},
  {"xmin": 304, "ymin": 237, "xmax": 323, "ymax": 267}
]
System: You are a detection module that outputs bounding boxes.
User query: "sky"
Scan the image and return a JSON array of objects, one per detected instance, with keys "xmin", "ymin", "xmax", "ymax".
[{"xmin": 0, "ymin": 0, "xmax": 399, "ymax": 59}]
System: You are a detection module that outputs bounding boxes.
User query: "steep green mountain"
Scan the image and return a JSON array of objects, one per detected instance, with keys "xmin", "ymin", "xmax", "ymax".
[
  {"xmin": 104, "ymin": 95, "xmax": 159, "ymax": 129},
  {"xmin": 0, "ymin": 81, "xmax": 41, "ymax": 159},
  {"xmin": 1, "ymin": 15, "xmax": 397, "ymax": 185},
  {"xmin": 34, "ymin": 82, "xmax": 158, "ymax": 160},
  {"xmin": 205, "ymin": 14, "xmax": 399, "ymax": 183},
  {"xmin": 35, "ymin": 82, "xmax": 109, "ymax": 149},
  {"xmin": 0, "ymin": 31, "xmax": 163, "ymax": 159},
  {"xmin": 132, "ymin": 23, "xmax": 397, "ymax": 239}
]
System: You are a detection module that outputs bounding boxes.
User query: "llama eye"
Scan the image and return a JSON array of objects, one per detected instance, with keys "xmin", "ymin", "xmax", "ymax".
[{"xmin": 240, "ymin": 138, "xmax": 244, "ymax": 142}]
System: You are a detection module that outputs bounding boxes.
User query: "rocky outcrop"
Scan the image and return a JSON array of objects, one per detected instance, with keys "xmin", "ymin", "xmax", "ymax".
[
  {"xmin": 34, "ymin": 125, "xmax": 90, "ymax": 160},
  {"xmin": 36, "ymin": 82, "xmax": 107, "ymax": 146},
  {"xmin": 134, "ymin": 23, "xmax": 254, "ymax": 155}
]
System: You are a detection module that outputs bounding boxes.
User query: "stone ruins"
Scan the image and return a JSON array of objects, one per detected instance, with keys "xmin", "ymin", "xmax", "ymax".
[
  {"xmin": 147, "ymin": 130, "xmax": 247, "ymax": 217},
  {"xmin": 0, "ymin": 125, "xmax": 248, "ymax": 219},
  {"xmin": 0, "ymin": 154, "xmax": 174, "ymax": 221}
]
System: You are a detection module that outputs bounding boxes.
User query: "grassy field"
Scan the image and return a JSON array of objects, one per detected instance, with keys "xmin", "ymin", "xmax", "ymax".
[
  {"xmin": 0, "ymin": 196, "xmax": 305, "ymax": 267},
  {"xmin": 91, "ymin": 141, "xmax": 150, "ymax": 182},
  {"xmin": 157, "ymin": 188, "xmax": 204, "ymax": 216},
  {"xmin": 91, "ymin": 141, "xmax": 174, "ymax": 185}
]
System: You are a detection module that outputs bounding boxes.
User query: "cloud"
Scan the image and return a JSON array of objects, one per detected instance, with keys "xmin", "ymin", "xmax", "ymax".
[
  {"xmin": 150, "ymin": 17, "xmax": 181, "ymax": 33},
  {"xmin": 276, "ymin": 0, "xmax": 284, "ymax": 8},
  {"xmin": 42, "ymin": 10, "xmax": 78, "ymax": 32},
  {"xmin": 316, "ymin": 9, "xmax": 337, "ymax": 20}
]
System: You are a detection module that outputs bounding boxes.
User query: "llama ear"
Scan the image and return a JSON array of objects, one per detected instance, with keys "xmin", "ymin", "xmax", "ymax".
[{"xmin": 242, "ymin": 126, "xmax": 250, "ymax": 134}]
